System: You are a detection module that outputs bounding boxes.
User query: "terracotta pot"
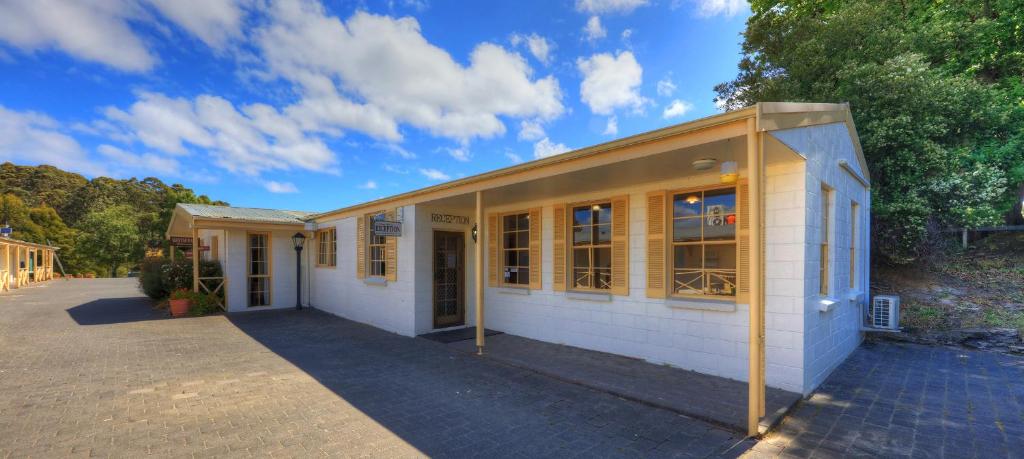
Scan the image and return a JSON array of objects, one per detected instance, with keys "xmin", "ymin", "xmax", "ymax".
[{"xmin": 169, "ymin": 299, "xmax": 191, "ymax": 317}]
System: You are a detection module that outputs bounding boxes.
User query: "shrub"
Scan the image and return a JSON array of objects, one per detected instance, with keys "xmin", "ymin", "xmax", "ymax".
[
  {"xmin": 189, "ymin": 292, "xmax": 222, "ymax": 316},
  {"xmin": 139, "ymin": 258, "xmax": 169, "ymax": 299},
  {"xmin": 160, "ymin": 259, "xmax": 223, "ymax": 293},
  {"xmin": 169, "ymin": 288, "xmax": 192, "ymax": 300}
]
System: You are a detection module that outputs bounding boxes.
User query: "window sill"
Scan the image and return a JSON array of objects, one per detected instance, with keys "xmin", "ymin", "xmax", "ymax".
[
  {"xmin": 315, "ymin": 265, "xmax": 336, "ymax": 269},
  {"xmin": 567, "ymin": 291, "xmax": 612, "ymax": 302},
  {"xmin": 363, "ymin": 277, "xmax": 388, "ymax": 287},
  {"xmin": 666, "ymin": 297, "xmax": 736, "ymax": 312},
  {"xmin": 497, "ymin": 287, "xmax": 530, "ymax": 296},
  {"xmin": 818, "ymin": 296, "xmax": 840, "ymax": 313}
]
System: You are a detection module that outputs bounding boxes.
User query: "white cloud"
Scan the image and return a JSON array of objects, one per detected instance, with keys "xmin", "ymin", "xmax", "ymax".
[
  {"xmin": 518, "ymin": 119, "xmax": 546, "ymax": 141},
  {"xmin": 533, "ymin": 137, "xmax": 571, "ymax": 159},
  {"xmin": 504, "ymin": 151, "xmax": 523, "ymax": 164},
  {"xmin": 575, "ymin": 0, "xmax": 649, "ymax": 15},
  {"xmin": 602, "ymin": 116, "xmax": 618, "ymax": 136},
  {"xmin": 96, "ymin": 144, "xmax": 180, "ymax": 176},
  {"xmin": 510, "ymin": 33, "xmax": 553, "ymax": 65},
  {"xmin": 662, "ymin": 99, "xmax": 694, "ymax": 119},
  {"xmin": 0, "ymin": 0, "xmax": 155, "ymax": 72},
  {"xmin": 447, "ymin": 147, "xmax": 471, "ymax": 162},
  {"xmin": 257, "ymin": 4, "xmax": 564, "ymax": 142},
  {"xmin": 383, "ymin": 164, "xmax": 410, "ymax": 174},
  {"xmin": 657, "ymin": 76, "xmax": 677, "ymax": 97},
  {"xmin": 577, "ymin": 51, "xmax": 647, "ymax": 115},
  {"xmin": 0, "ymin": 105, "xmax": 104, "ymax": 176},
  {"xmin": 621, "ymin": 29, "xmax": 633, "ymax": 41},
  {"xmin": 102, "ymin": 91, "xmax": 339, "ymax": 176},
  {"xmin": 380, "ymin": 143, "xmax": 417, "ymax": 159},
  {"xmin": 264, "ymin": 180, "xmax": 299, "ymax": 193},
  {"xmin": 358, "ymin": 180, "xmax": 378, "ymax": 189},
  {"xmin": 583, "ymin": 16, "xmax": 606, "ymax": 42},
  {"xmin": 0, "ymin": 0, "xmax": 250, "ymax": 72},
  {"xmin": 419, "ymin": 168, "xmax": 450, "ymax": 181},
  {"xmin": 693, "ymin": 0, "xmax": 747, "ymax": 17}
]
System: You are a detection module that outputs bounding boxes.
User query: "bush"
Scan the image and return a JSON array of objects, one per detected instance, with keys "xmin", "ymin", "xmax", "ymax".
[
  {"xmin": 167, "ymin": 289, "xmax": 222, "ymax": 316},
  {"xmin": 140, "ymin": 258, "xmax": 224, "ymax": 300},
  {"xmin": 139, "ymin": 258, "xmax": 169, "ymax": 299}
]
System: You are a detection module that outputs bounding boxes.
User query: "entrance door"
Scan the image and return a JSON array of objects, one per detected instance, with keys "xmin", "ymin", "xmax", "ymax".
[{"xmin": 433, "ymin": 231, "xmax": 465, "ymax": 328}]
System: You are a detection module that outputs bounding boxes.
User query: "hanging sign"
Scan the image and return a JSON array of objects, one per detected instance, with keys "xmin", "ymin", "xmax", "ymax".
[
  {"xmin": 431, "ymin": 213, "xmax": 470, "ymax": 225},
  {"xmin": 372, "ymin": 220, "xmax": 402, "ymax": 237},
  {"xmin": 170, "ymin": 236, "xmax": 194, "ymax": 247}
]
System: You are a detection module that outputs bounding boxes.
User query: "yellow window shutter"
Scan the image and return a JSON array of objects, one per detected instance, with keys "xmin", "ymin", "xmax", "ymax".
[
  {"xmin": 356, "ymin": 215, "xmax": 366, "ymax": 279},
  {"xmin": 736, "ymin": 180, "xmax": 750, "ymax": 302},
  {"xmin": 552, "ymin": 204, "xmax": 566, "ymax": 291},
  {"xmin": 646, "ymin": 191, "xmax": 666, "ymax": 298},
  {"xmin": 487, "ymin": 213, "xmax": 498, "ymax": 287},
  {"xmin": 385, "ymin": 210, "xmax": 398, "ymax": 281},
  {"xmin": 528, "ymin": 207, "xmax": 542, "ymax": 290},
  {"xmin": 610, "ymin": 195, "xmax": 630, "ymax": 296}
]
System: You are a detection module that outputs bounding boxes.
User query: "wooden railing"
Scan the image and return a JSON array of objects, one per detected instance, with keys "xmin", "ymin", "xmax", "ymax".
[
  {"xmin": 0, "ymin": 269, "xmax": 8, "ymax": 292},
  {"xmin": 198, "ymin": 277, "xmax": 228, "ymax": 310},
  {"xmin": 673, "ymin": 268, "xmax": 737, "ymax": 297}
]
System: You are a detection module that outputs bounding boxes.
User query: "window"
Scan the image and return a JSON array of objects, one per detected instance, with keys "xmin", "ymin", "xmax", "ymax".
[
  {"xmin": 670, "ymin": 187, "xmax": 737, "ymax": 297},
  {"xmin": 368, "ymin": 213, "xmax": 387, "ymax": 277},
  {"xmin": 317, "ymin": 227, "xmax": 337, "ymax": 267},
  {"xmin": 571, "ymin": 202, "xmax": 612, "ymax": 290},
  {"xmin": 247, "ymin": 233, "xmax": 270, "ymax": 307},
  {"xmin": 502, "ymin": 213, "xmax": 530, "ymax": 286},
  {"xmin": 820, "ymin": 185, "xmax": 832, "ymax": 296},
  {"xmin": 850, "ymin": 201, "xmax": 858, "ymax": 289}
]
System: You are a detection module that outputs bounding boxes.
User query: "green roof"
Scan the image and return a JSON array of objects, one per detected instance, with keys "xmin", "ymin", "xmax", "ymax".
[{"xmin": 179, "ymin": 203, "xmax": 311, "ymax": 224}]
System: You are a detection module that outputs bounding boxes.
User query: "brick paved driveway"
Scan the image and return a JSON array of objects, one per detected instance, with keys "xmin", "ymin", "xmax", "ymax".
[
  {"xmin": 0, "ymin": 279, "xmax": 751, "ymax": 458},
  {"xmin": 747, "ymin": 341, "xmax": 1024, "ymax": 458}
]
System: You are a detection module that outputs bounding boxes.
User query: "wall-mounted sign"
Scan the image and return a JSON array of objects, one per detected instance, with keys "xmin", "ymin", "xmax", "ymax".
[
  {"xmin": 372, "ymin": 220, "xmax": 402, "ymax": 237},
  {"xmin": 431, "ymin": 213, "xmax": 470, "ymax": 225},
  {"xmin": 170, "ymin": 236, "xmax": 193, "ymax": 247}
]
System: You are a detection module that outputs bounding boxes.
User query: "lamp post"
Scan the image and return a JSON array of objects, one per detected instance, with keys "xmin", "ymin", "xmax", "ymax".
[{"xmin": 292, "ymin": 232, "xmax": 306, "ymax": 310}]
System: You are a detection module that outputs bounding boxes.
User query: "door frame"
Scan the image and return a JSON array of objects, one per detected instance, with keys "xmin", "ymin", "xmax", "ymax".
[{"xmin": 432, "ymin": 230, "xmax": 466, "ymax": 329}]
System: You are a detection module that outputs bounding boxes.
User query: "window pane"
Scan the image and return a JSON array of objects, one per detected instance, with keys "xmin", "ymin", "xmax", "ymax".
[
  {"xmin": 594, "ymin": 224, "xmax": 611, "ymax": 244},
  {"xmin": 516, "ymin": 268, "xmax": 529, "ymax": 284},
  {"xmin": 673, "ymin": 218, "xmax": 701, "ymax": 242},
  {"xmin": 572, "ymin": 226, "xmax": 591, "ymax": 245},
  {"xmin": 517, "ymin": 213, "xmax": 530, "ymax": 230},
  {"xmin": 703, "ymin": 216, "xmax": 736, "ymax": 240},
  {"xmin": 573, "ymin": 248, "xmax": 589, "ymax": 268},
  {"xmin": 674, "ymin": 270, "xmax": 703, "ymax": 294},
  {"xmin": 572, "ymin": 206, "xmax": 592, "ymax": 226},
  {"xmin": 673, "ymin": 245, "xmax": 701, "ymax": 269},
  {"xmin": 518, "ymin": 250, "xmax": 529, "ymax": 268},
  {"xmin": 517, "ymin": 231, "xmax": 529, "ymax": 249},
  {"xmin": 593, "ymin": 247, "xmax": 612, "ymax": 269},
  {"xmin": 594, "ymin": 203, "xmax": 612, "ymax": 224},
  {"xmin": 673, "ymin": 194, "xmax": 702, "ymax": 218},
  {"xmin": 703, "ymin": 189, "xmax": 736, "ymax": 240},
  {"xmin": 505, "ymin": 232, "xmax": 518, "ymax": 249},
  {"xmin": 505, "ymin": 250, "xmax": 518, "ymax": 267},
  {"xmin": 704, "ymin": 244, "xmax": 736, "ymax": 270},
  {"xmin": 507, "ymin": 270, "xmax": 518, "ymax": 284},
  {"xmin": 703, "ymin": 189, "xmax": 736, "ymax": 215}
]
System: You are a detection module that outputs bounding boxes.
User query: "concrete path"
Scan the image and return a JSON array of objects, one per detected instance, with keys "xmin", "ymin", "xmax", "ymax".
[{"xmin": 0, "ymin": 279, "xmax": 751, "ymax": 457}]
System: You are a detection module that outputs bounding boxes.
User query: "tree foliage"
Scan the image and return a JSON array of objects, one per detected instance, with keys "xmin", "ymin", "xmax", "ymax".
[
  {"xmin": 716, "ymin": 0, "xmax": 1024, "ymax": 263},
  {"xmin": 0, "ymin": 163, "xmax": 227, "ymax": 276}
]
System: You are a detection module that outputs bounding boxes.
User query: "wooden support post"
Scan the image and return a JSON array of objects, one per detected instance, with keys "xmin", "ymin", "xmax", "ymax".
[
  {"xmin": 475, "ymin": 190, "xmax": 485, "ymax": 355},
  {"xmin": 192, "ymin": 226, "xmax": 200, "ymax": 293},
  {"xmin": 746, "ymin": 117, "xmax": 765, "ymax": 437},
  {"xmin": 962, "ymin": 229, "xmax": 968, "ymax": 249}
]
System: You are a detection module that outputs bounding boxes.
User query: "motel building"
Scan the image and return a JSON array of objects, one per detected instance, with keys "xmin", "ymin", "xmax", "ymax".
[
  {"xmin": 166, "ymin": 102, "xmax": 871, "ymax": 434},
  {"xmin": 0, "ymin": 234, "xmax": 58, "ymax": 293}
]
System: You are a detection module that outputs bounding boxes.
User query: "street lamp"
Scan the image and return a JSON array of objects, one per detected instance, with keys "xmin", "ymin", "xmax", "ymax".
[{"xmin": 292, "ymin": 232, "xmax": 306, "ymax": 310}]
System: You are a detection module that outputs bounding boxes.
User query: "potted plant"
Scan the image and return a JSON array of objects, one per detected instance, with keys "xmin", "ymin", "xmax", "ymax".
[{"xmin": 169, "ymin": 289, "xmax": 193, "ymax": 317}]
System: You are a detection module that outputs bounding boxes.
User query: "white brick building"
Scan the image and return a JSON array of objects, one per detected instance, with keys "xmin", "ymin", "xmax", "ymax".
[{"xmin": 166, "ymin": 102, "xmax": 871, "ymax": 434}]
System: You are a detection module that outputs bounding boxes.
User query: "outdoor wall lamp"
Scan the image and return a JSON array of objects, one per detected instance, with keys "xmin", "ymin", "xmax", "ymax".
[
  {"xmin": 292, "ymin": 232, "xmax": 306, "ymax": 310},
  {"xmin": 471, "ymin": 223, "xmax": 478, "ymax": 243}
]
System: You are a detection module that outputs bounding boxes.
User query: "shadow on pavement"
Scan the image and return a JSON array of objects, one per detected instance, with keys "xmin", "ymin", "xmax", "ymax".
[{"xmin": 66, "ymin": 297, "xmax": 167, "ymax": 325}]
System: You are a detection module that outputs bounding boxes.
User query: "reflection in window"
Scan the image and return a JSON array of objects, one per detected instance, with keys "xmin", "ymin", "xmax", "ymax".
[
  {"xmin": 248, "ymin": 233, "xmax": 270, "ymax": 307},
  {"xmin": 571, "ymin": 202, "xmax": 612, "ymax": 290},
  {"xmin": 671, "ymin": 188, "xmax": 737, "ymax": 296},
  {"xmin": 502, "ymin": 213, "xmax": 530, "ymax": 285},
  {"xmin": 368, "ymin": 213, "xmax": 387, "ymax": 277}
]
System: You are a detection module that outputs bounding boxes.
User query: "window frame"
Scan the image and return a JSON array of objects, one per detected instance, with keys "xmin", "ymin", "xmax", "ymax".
[
  {"xmin": 366, "ymin": 212, "xmax": 387, "ymax": 278},
  {"xmin": 667, "ymin": 183, "xmax": 739, "ymax": 300},
  {"xmin": 316, "ymin": 227, "xmax": 337, "ymax": 268},
  {"xmin": 246, "ymin": 231, "xmax": 272, "ymax": 308},
  {"xmin": 499, "ymin": 210, "xmax": 531, "ymax": 288},
  {"xmin": 819, "ymin": 184, "xmax": 833, "ymax": 296},
  {"xmin": 568, "ymin": 199, "xmax": 614, "ymax": 292},
  {"xmin": 849, "ymin": 200, "xmax": 858, "ymax": 290}
]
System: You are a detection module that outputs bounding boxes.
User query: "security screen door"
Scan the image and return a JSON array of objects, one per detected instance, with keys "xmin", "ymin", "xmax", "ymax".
[{"xmin": 432, "ymin": 231, "xmax": 465, "ymax": 328}]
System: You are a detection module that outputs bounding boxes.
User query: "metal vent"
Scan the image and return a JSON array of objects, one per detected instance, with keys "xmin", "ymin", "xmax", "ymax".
[{"xmin": 870, "ymin": 295, "xmax": 900, "ymax": 329}]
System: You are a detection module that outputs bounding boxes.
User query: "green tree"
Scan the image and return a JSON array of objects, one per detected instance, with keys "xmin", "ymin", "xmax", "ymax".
[
  {"xmin": 716, "ymin": 0, "xmax": 1024, "ymax": 263},
  {"xmin": 76, "ymin": 205, "xmax": 143, "ymax": 278},
  {"xmin": 0, "ymin": 194, "xmax": 44, "ymax": 241}
]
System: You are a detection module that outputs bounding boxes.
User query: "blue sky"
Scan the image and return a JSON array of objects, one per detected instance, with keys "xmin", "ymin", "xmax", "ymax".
[{"xmin": 0, "ymin": 0, "xmax": 750, "ymax": 213}]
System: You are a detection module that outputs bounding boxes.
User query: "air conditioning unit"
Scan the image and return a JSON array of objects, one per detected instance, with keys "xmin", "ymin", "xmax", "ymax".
[{"xmin": 869, "ymin": 295, "xmax": 900, "ymax": 330}]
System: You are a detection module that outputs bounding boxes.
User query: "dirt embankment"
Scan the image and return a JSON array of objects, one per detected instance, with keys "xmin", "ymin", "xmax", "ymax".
[{"xmin": 871, "ymin": 233, "xmax": 1024, "ymax": 354}]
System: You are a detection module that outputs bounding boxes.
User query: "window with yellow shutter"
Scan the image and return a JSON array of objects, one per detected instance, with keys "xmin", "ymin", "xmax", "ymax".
[
  {"xmin": 670, "ymin": 186, "xmax": 738, "ymax": 298},
  {"xmin": 368, "ymin": 212, "xmax": 387, "ymax": 278}
]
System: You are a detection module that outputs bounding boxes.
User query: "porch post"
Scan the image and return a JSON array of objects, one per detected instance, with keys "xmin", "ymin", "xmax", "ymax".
[
  {"xmin": 746, "ymin": 117, "xmax": 765, "ymax": 436},
  {"xmin": 475, "ymin": 190, "xmax": 485, "ymax": 354},
  {"xmin": 192, "ymin": 226, "xmax": 200, "ymax": 293}
]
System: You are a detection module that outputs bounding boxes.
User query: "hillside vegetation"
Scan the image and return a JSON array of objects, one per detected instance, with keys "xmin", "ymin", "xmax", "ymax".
[{"xmin": 0, "ymin": 163, "xmax": 225, "ymax": 277}]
